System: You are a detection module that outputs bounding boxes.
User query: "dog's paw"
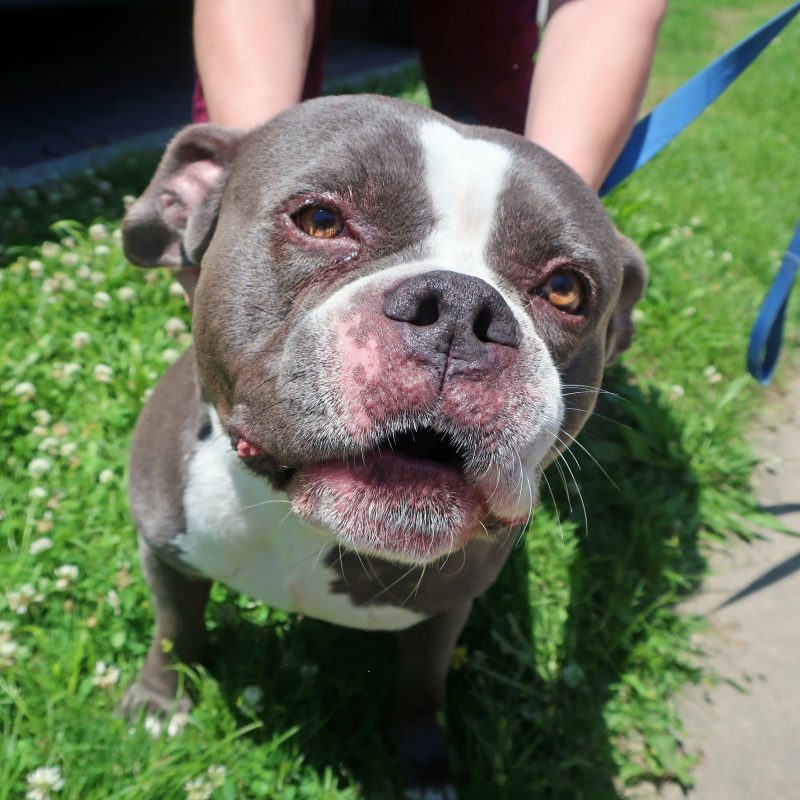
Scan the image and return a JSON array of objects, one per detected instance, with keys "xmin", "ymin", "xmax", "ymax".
[
  {"xmin": 403, "ymin": 780, "xmax": 458, "ymax": 800},
  {"xmin": 394, "ymin": 720, "xmax": 458, "ymax": 800},
  {"xmin": 118, "ymin": 679, "xmax": 193, "ymax": 718}
]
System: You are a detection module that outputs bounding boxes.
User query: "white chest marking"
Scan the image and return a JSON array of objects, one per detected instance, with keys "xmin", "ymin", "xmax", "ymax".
[
  {"xmin": 178, "ymin": 408, "xmax": 423, "ymax": 631},
  {"xmin": 419, "ymin": 120, "xmax": 513, "ymax": 275}
]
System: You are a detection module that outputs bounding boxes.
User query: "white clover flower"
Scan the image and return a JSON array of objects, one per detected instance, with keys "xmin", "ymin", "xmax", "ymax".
[
  {"xmin": 206, "ymin": 766, "xmax": 226, "ymax": 789},
  {"xmin": 117, "ymin": 287, "xmax": 136, "ymax": 303},
  {"xmin": 60, "ymin": 252, "xmax": 79, "ymax": 267},
  {"xmin": 71, "ymin": 331, "xmax": 92, "ymax": 349},
  {"xmin": 93, "ymin": 364, "xmax": 113, "ymax": 384},
  {"xmin": 106, "ymin": 589, "xmax": 121, "ymax": 615},
  {"xmin": 32, "ymin": 409, "xmax": 52, "ymax": 426},
  {"xmin": 703, "ymin": 365, "xmax": 722, "ymax": 384},
  {"xmin": 184, "ymin": 778, "xmax": 212, "ymax": 800},
  {"xmin": 33, "ymin": 426, "xmax": 48, "ymax": 437},
  {"xmin": 631, "ymin": 308, "xmax": 645, "ymax": 324},
  {"xmin": 28, "ymin": 260, "xmax": 44, "ymax": 277},
  {"xmin": 690, "ymin": 215, "xmax": 702, "ymax": 227},
  {"xmin": 144, "ymin": 270, "xmax": 160, "ymax": 285},
  {"xmin": 60, "ymin": 442, "xmax": 77, "ymax": 457},
  {"xmin": 123, "ymin": 194, "xmax": 137, "ymax": 209},
  {"xmin": 92, "ymin": 291, "xmax": 111, "ymax": 309},
  {"xmin": 112, "ymin": 228, "xmax": 122, "ymax": 243},
  {"xmin": 26, "ymin": 766, "xmax": 65, "ymax": 799},
  {"xmin": 28, "ymin": 458, "xmax": 52, "ymax": 479},
  {"xmin": 38, "ymin": 437, "xmax": 59, "ymax": 454},
  {"xmin": 61, "ymin": 237, "xmax": 76, "ymax": 249},
  {"xmin": 54, "ymin": 565, "xmax": 79, "ymax": 581},
  {"xmin": 90, "ymin": 271, "xmax": 105, "ymax": 285},
  {"xmin": 28, "ymin": 486, "xmax": 48, "ymax": 501},
  {"xmin": 0, "ymin": 623, "xmax": 25, "ymax": 668},
  {"xmin": 64, "ymin": 363, "xmax": 82, "ymax": 379},
  {"xmin": 720, "ymin": 251, "xmax": 733, "ymax": 263},
  {"xmin": 142, "ymin": 387, "xmax": 154, "ymax": 402},
  {"xmin": 169, "ymin": 281, "xmax": 186, "ymax": 298},
  {"xmin": 94, "ymin": 245, "xmax": 110, "ymax": 257},
  {"xmin": 92, "ymin": 660, "xmax": 121, "ymax": 688},
  {"xmin": 54, "ymin": 563, "xmax": 79, "ymax": 591},
  {"xmin": 167, "ymin": 710, "xmax": 190, "ymax": 737},
  {"xmin": 13, "ymin": 382, "xmax": 36, "ymax": 401},
  {"xmin": 144, "ymin": 715, "xmax": 163, "ymax": 738},
  {"xmin": 62, "ymin": 278, "xmax": 77, "ymax": 292},
  {"xmin": 241, "ymin": 685, "xmax": 264, "ymax": 711},
  {"xmin": 669, "ymin": 385, "xmax": 686, "ymax": 400},
  {"xmin": 41, "ymin": 242, "xmax": 59, "ymax": 258},
  {"xmin": 162, "ymin": 349, "xmax": 180, "ymax": 364},
  {"xmin": 76, "ymin": 264, "xmax": 92, "ymax": 280},
  {"xmin": 89, "ymin": 223, "xmax": 108, "ymax": 241},
  {"xmin": 164, "ymin": 317, "xmax": 188, "ymax": 337},
  {"xmin": 30, "ymin": 537, "xmax": 53, "ymax": 555},
  {"xmin": 7, "ymin": 583, "xmax": 45, "ymax": 615},
  {"xmin": 52, "ymin": 422, "xmax": 70, "ymax": 437},
  {"xmin": 99, "ymin": 469, "xmax": 114, "ymax": 484},
  {"xmin": 42, "ymin": 278, "xmax": 60, "ymax": 294}
]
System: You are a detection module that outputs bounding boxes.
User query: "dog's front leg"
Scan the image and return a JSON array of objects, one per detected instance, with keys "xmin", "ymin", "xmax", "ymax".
[
  {"xmin": 122, "ymin": 538, "xmax": 212, "ymax": 716},
  {"xmin": 392, "ymin": 600, "xmax": 472, "ymax": 799}
]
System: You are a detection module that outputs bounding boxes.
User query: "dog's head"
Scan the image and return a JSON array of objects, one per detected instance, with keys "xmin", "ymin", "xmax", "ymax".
[{"xmin": 123, "ymin": 95, "xmax": 645, "ymax": 564}]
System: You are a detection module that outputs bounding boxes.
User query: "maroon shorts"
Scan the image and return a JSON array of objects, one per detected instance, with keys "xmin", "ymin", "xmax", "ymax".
[{"xmin": 192, "ymin": 0, "xmax": 539, "ymax": 135}]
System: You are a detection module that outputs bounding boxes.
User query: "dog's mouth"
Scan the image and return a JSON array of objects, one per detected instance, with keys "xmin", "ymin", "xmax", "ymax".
[
  {"xmin": 289, "ymin": 424, "xmax": 487, "ymax": 563},
  {"xmin": 380, "ymin": 426, "xmax": 465, "ymax": 471}
]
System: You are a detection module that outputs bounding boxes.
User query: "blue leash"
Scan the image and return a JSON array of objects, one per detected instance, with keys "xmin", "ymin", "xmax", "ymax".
[{"xmin": 599, "ymin": 1, "xmax": 800, "ymax": 385}]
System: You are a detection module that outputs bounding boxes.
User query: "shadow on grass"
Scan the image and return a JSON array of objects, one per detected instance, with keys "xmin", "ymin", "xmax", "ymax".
[{"xmin": 202, "ymin": 364, "xmax": 704, "ymax": 799}]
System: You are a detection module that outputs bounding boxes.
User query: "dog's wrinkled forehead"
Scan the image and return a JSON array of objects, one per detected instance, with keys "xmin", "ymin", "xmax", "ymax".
[{"xmin": 225, "ymin": 94, "xmax": 619, "ymax": 275}]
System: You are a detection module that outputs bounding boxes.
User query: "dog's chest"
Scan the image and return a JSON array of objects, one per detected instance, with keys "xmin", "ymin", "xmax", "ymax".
[{"xmin": 176, "ymin": 411, "xmax": 423, "ymax": 631}]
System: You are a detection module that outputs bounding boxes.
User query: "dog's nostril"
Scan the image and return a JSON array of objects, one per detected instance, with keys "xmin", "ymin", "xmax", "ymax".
[
  {"xmin": 411, "ymin": 295, "xmax": 439, "ymax": 326},
  {"xmin": 472, "ymin": 306, "xmax": 492, "ymax": 343}
]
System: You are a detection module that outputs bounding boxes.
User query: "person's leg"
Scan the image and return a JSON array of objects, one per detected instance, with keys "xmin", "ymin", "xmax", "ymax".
[{"xmin": 412, "ymin": 0, "xmax": 539, "ymax": 134}]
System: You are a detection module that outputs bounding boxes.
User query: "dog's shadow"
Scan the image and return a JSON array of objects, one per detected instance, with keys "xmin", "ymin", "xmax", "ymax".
[{"xmin": 208, "ymin": 364, "xmax": 702, "ymax": 799}]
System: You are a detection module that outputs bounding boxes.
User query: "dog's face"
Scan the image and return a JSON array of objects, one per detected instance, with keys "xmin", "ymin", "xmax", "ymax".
[{"xmin": 124, "ymin": 95, "xmax": 645, "ymax": 565}]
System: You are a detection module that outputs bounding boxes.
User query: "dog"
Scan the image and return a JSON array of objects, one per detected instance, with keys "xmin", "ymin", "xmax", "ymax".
[{"xmin": 120, "ymin": 94, "xmax": 646, "ymax": 798}]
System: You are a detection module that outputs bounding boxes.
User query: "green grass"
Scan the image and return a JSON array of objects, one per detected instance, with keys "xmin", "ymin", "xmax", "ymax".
[{"xmin": 2, "ymin": 2, "xmax": 799, "ymax": 798}]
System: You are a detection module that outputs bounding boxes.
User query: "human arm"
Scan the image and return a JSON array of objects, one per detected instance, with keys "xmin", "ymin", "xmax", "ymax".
[
  {"xmin": 193, "ymin": 0, "xmax": 316, "ymax": 128},
  {"xmin": 525, "ymin": 0, "xmax": 667, "ymax": 191}
]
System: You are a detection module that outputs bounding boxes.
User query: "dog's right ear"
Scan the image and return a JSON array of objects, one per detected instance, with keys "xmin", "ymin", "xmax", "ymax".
[{"xmin": 123, "ymin": 124, "xmax": 245, "ymax": 269}]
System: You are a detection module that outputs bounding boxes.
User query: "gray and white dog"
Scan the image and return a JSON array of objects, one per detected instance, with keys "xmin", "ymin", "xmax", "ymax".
[{"xmin": 121, "ymin": 94, "xmax": 645, "ymax": 797}]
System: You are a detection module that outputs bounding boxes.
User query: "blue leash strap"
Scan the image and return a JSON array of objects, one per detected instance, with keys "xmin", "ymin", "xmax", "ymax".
[
  {"xmin": 599, "ymin": 1, "xmax": 800, "ymax": 385},
  {"xmin": 747, "ymin": 224, "xmax": 800, "ymax": 385},
  {"xmin": 600, "ymin": 1, "xmax": 800, "ymax": 195}
]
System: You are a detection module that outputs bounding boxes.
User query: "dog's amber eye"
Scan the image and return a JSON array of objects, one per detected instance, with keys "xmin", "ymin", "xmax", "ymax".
[
  {"xmin": 293, "ymin": 204, "xmax": 345, "ymax": 239},
  {"xmin": 535, "ymin": 270, "xmax": 584, "ymax": 313}
]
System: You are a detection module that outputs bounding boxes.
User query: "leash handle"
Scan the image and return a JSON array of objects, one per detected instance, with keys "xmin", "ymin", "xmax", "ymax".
[
  {"xmin": 600, "ymin": 1, "xmax": 800, "ymax": 196},
  {"xmin": 747, "ymin": 225, "xmax": 800, "ymax": 385}
]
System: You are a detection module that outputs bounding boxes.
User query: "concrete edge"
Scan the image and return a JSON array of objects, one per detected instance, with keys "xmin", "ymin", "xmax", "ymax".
[{"xmin": 0, "ymin": 58, "xmax": 420, "ymax": 195}]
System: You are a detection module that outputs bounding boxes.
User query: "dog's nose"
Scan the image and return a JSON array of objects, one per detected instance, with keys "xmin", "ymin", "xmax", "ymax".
[{"xmin": 382, "ymin": 270, "xmax": 520, "ymax": 370}]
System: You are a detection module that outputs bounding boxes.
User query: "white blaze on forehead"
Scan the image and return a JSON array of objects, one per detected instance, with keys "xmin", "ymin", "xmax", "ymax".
[{"xmin": 419, "ymin": 119, "xmax": 512, "ymax": 272}]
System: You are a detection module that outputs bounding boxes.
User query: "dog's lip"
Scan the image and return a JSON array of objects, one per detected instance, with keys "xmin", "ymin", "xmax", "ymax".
[{"xmin": 290, "ymin": 447, "xmax": 486, "ymax": 561}]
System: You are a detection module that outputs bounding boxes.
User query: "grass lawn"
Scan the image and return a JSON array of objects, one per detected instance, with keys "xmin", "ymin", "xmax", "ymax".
[{"xmin": 2, "ymin": 1, "xmax": 799, "ymax": 798}]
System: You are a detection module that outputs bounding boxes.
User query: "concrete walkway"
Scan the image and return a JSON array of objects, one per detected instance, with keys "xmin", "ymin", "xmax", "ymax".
[{"xmin": 639, "ymin": 374, "xmax": 800, "ymax": 799}]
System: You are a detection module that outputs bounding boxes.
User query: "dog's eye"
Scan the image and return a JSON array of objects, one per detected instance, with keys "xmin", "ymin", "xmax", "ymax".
[
  {"xmin": 534, "ymin": 270, "xmax": 584, "ymax": 313},
  {"xmin": 292, "ymin": 204, "xmax": 345, "ymax": 239}
]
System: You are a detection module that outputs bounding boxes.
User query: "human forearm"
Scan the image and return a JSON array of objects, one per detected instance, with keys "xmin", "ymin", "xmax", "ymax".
[
  {"xmin": 193, "ymin": 0, "xmax": 316, "ymax": 128},
  {"xmin": 525, "ymin": 0, "xmax": 667, "ymax": 190}
]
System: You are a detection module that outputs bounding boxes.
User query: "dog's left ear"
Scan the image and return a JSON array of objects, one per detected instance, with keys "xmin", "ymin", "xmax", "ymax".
[
  {"xmin": 604, "ymin": 234, "xmax": 648, "ymax": 364},
  {"xmin": 122, "ymin": 124, "xmax": 245, "ymax": 269}
]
